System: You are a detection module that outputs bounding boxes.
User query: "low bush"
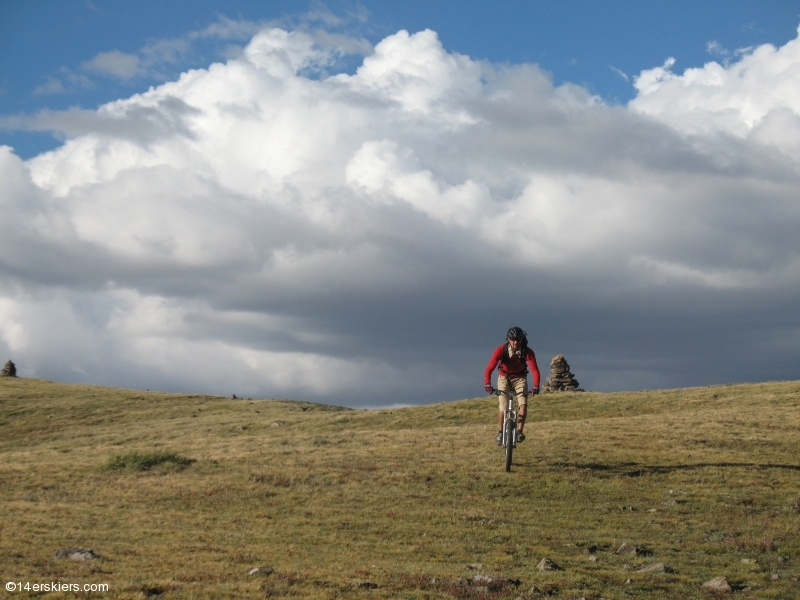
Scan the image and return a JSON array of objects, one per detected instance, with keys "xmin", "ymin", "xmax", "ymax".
[{"xmin": 104, "ymin": 450, "xmax": 194, "ymax": 472}]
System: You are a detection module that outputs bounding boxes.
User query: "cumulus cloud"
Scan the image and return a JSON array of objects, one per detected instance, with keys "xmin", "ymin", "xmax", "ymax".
[
  {"xmin": 631, "ymin": 26, "xmax": 800, "ymax": 144},
  {"xmin": 1, "ymin": 25, "xmax": 799, "ymax": 405}
]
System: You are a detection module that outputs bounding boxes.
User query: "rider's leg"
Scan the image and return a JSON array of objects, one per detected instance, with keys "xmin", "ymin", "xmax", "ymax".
[
  {"xmin": 512, "ymin": 377, "xmax": 528, "ymax": 432},
  {"xmin": 497, "ymin": 375, "xmax": 511, "ymax": 433}
]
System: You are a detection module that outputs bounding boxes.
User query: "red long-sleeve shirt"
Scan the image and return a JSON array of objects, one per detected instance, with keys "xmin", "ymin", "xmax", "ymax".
[{"xmin": 484, "ymin": 344, "xmax": 540, "ymax": 387}]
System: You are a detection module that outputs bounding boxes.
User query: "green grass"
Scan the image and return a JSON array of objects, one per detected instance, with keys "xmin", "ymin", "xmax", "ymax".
[
  {"xmin": 1, "ymin": 377, "xmax": 799, "ymax": 599},
  {"xmin": 104, "ymin": 451, "xmax": 195, "ymax": 472}
]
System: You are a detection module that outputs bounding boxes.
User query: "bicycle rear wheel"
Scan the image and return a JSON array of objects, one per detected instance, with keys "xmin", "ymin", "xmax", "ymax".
[{"xmin": 504, "ymin": 418, "xmax": 515, "ymax": 472}]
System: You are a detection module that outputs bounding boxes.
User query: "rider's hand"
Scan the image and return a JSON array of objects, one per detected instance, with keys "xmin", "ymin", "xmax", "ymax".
[
  {"xmin": 484, "ymin": 384, "xmax": 494, "ymax": 394},
  {"xmin": 530, "ymin": 387, "xmax": 539, "ymax": 396}
]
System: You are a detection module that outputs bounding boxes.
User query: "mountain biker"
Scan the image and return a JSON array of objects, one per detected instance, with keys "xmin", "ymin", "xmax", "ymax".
[{"xmin": 484, "ymin": 327, "xmax": 540, "ymax": 445}]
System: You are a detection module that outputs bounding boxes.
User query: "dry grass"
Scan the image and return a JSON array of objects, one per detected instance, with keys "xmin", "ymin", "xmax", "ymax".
[{"xmin": 1, "ymin": 377, "xmax": 799, "ymax": 599}]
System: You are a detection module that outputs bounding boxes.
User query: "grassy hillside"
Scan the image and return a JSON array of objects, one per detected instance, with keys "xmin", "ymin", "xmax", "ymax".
[{"xmin": 1, "ymin": 377, "xmax": 799, "ymax": 599}]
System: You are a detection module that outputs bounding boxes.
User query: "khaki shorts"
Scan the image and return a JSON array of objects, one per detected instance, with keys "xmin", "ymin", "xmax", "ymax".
[{"xmin": 497, "ymin": 376, "xmax": 528, "ymax": 411}]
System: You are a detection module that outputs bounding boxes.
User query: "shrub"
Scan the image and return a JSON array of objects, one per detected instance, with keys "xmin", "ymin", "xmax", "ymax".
[{"xmin": 104, "ymin": 451, "xmax": 194, "ymax": 472}]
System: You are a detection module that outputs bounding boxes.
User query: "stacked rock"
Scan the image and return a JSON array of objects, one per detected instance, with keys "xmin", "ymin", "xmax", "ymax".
[
  {"xmin": 543, "ymin": 355, "xmax": 581, "ymax": 391},
  {"xmin": 1, "ymin": 360, "xmax": 16, "ymax": 377}
]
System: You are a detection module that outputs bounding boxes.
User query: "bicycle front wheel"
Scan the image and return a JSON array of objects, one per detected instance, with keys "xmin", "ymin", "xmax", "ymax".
[{"xmin": 504, "ymin": 418, "xmax": 515, "ymax": 472}]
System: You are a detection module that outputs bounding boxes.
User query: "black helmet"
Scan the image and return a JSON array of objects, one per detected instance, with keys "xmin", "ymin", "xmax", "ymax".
[{"xmin": 507, "ymin": 326, "xmax": 527, "ymax": 340}]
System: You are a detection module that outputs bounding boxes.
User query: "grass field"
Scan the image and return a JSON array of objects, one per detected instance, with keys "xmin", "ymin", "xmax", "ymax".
[{"xmin": 1, "ymin": 377, "xmax": 799, "ymax": 599}]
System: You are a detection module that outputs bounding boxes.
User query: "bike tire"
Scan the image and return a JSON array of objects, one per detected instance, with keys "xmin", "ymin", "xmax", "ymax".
[{"xmin": 504, "ymin": 418, "xmax": 515, "ymax": 472}]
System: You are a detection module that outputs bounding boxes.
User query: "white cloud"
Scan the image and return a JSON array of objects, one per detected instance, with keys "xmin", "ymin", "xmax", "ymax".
[
  {"xmin": 631, "ymin": 26, "xmax": 800, "ymax": 150},
  {"xmin": 83, "ymin": 50, "xmax": 143, "ymax": 79},
  {"xmin": 2, "ymin": 25, "xmax": 800, "ymax": 403}
]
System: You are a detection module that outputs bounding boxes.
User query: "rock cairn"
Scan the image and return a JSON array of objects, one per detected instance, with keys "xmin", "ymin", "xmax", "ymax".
[
  {"xmin": 543, "ymin": 355, "xmax": 582, "ymax": 392},
  {"xmin": 1, "ymin": 360, "xmax": 16, "ymax": 377}
]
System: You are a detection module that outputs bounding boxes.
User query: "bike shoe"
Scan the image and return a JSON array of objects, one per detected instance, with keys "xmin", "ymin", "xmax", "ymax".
[
  {"xmin": 516, "ymin": 431, "xmax": 525, "ymax": 443},
  {"xmin": 495, "ymin": 431, "xmax": 503, "ymax": 446}
]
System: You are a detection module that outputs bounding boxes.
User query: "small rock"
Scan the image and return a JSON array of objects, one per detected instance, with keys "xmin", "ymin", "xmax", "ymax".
[
  {"xmin": 588, "ymin": 555, "xmax": 598, "ymax": 562},
  {"xmin": 770, "ymin": 573, "xmax": 779, "ymax": 581},
  {"xmin": 702, "ymin": 576, "xmax": 732, "ymax": 593},
  {"xmin": 270, "ymin": 420, "xmax": 285, "ymax": 427},
  {"xmin": 55, "ymin": 548, "xmax": 98, "ymax": 561},
  {"xmin": 637, "ymin": 563, "xmax": 670, "ymax": 573},
  {"xmin": 349, "ymin": 581, "xmax": 377, "ymax": 589},
  {"xmin": 248, "ymin": 566, "xmax": 273, "ymax": 576},
  {"xmin": 587, "ymin": 544, "xmax": 598, "ymax": 554},
  {"xmin": 472, "ymin": 576, "xmax": 520, "ymax": 591},
  {"xmin": 624, "ymin": 578, "xmax": 632, "ymax": 585},
  {"xmin": 615, "ymin": 542, "xmax": 637, "ymax": 555},
  {"xmin": 467, "ymin": 563, "xmax": 483, "ymax": 570},
  {"xmin": 537, "ymin": 557, "xmax": 563, "ymax": 571}
]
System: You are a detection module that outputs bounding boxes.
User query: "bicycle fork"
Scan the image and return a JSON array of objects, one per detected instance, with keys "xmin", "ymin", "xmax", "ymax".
[{"xmin": 502, "ymin": 395, "xmax": 517, "ymax": 448}]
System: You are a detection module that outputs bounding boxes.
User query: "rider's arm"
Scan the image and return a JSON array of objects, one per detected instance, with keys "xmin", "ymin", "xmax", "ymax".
[
  {"xmin": 526, "ymin": 348, "xmax": 541, "ymax": 391},
  {"xmin": 484, "ymin": 345, "xmax": 504, "ymax": 385}
]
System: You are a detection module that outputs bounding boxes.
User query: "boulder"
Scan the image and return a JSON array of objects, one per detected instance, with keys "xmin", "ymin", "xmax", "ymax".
[
  {"xmin": 637, "ymin": 562, "xmax": 671, "ymax": 573},
  {"xmin": 55, "ymin": 548, "xmax": 98, "ymax": 560},
  {"xmin": 537, "ymin": 557, "xmax": 564, "ymax": 571},
  {"xmin": 615, "ymin": 542, "xmax": 637, "ymax": 555},
  {"xmin": 702, "ymin": 576, "xmax": 732, "ymax": 593}
]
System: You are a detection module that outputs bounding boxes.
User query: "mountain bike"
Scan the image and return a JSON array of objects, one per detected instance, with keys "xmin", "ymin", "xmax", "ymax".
[{"xmin": 491, "ymin": 387, "xmax": 536, "ymax": 472}]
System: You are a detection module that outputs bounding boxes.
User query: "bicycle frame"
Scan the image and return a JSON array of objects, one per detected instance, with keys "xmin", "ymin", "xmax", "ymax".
[{"xmin": 501, "ymin": 392, "xmax": 518, "ymax": 449}]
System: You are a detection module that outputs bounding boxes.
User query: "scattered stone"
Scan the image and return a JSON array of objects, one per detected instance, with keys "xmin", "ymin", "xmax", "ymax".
[
  {"xmin": 537, "ymin": 557, "xmax": 564, "ymax": 572},
  {"xmin": 770, "ymin": 574, "xmax": 780, "ymax": 581},
  {"xmin": 471, "ymin": 575, "xmax": 520, "ymax": 590},
  {"xmin": 588, "ymin": 555, "xmax": 598, "ymax": 562},
  {"xmin": 349, "ymin": 581, "xmax": 377, "ymax": 589},
  {"xmin": 270, "ymin": 420, "xmax": 285, "ymax": 427},
  {"xmin": 1, "ymin": 360, "xmax": 16, "ymax": 377},
  {"xmin": 793, "ymin": 496, "xmax": 800, "ymax": 512},
  {"xmin": 702, "ymin": 576, "xmax": 732, "ymax": 593},
  {"xmin": 55, "ymin": 548, "xmax": 98, "ymax": 561},
  {"xmin": 248, "ymin": 566, "xmax": 273, "ymax": 576},
  {"xmin": 624, "ymin": 578, "xmax": 632, "ymax": 585},
  {"xmin": 543, "ymin": 355, "xmax": 582, "ymax": 392},
  {"xmin": 615, "ymin": 542, "xmax": 637, "ymax": 555},
  {"xmin": 637, "ymin": 563, "xmax": 671, "ymax": 573},
  {"xmin": 467, "ymin": 563, "xmax": 483, "ymax": 570}
]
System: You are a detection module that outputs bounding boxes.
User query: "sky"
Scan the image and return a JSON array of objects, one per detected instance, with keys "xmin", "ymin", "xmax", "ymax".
[{"xmin": 1, "ymin": 1, "xmax": 800, "ymax": 407}]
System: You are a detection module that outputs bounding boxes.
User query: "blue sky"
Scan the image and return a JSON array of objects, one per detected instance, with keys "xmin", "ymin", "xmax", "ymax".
[
  {"xmin": 1, "ymin": 2, "xmax": 800, "ymax": 406},
  {"xmin": 3, "ymin": 1, "xmax": 799, "ymax": 157}
]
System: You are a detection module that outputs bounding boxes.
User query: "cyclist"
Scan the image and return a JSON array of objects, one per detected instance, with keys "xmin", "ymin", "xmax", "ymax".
[{"xmin": 484, "ymin": 327, "xmax": 540, "ymax": 445}]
